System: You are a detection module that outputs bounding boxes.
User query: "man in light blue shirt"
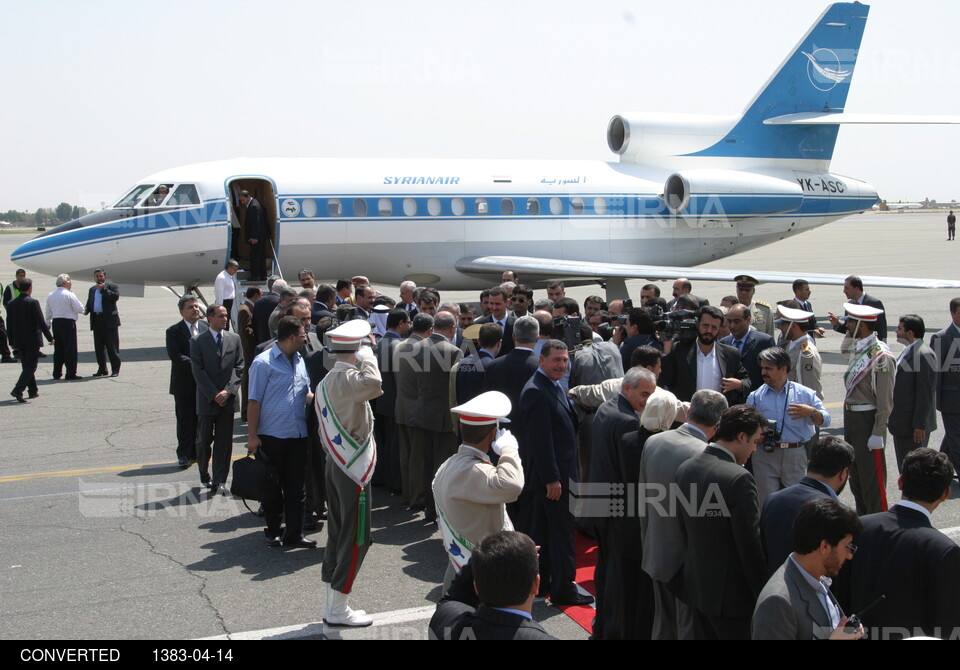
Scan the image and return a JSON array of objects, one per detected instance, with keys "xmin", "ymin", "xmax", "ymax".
[
  {"xmin": 747, "ymin": 347, "xmax": 830, "ymax": 507},
  {"xmin": 248, "ymin": 316, "xmax": 315, "ymax": 548}
]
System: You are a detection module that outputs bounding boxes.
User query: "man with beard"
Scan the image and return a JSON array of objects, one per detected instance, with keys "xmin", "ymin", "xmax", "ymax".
[
  {"xmin": 659, "ymin": 306, "xmax": 751, "ymax": 405},
  {"xmin": 752, "ymin": 498, "xmax": 863, "ymax": 640}
]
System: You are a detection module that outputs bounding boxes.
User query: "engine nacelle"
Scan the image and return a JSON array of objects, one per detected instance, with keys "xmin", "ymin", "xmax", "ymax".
[
  {"xmin": 606, "ymin": 113, "xmax": 737, "ymax": 160},
  {"xmin": 663, "ymin": 169, "xmax": 804, "ymax": 217}
]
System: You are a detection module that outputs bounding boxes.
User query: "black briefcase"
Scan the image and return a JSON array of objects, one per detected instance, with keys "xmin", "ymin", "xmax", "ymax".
[{"xmin": 230, "ymin": 453, "xmax": 273, "ymax": 501}]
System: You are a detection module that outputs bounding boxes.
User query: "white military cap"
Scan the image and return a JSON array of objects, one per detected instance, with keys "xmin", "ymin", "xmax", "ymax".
[
  {"xmin": 324, "ymin": 318, "xmax": 371, "ymax": 351},
  {"xmin": 451, "ymin": 391, "xmax": 512, "ymax": 426},
  {"xmin": 775, "ymin": 304, "xmax": 815, "ymax": 324},
  {"xmin": 844, "ymin": 303, "xmax": 884, "ymax": 323},
  {"xmin": 462, "ymin": 323, "xmax": 483, "ymax": 341}
]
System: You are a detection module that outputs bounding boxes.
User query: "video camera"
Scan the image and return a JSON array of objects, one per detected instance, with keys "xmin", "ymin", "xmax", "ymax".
[{"xmin": 650, "ymin": 306, "xmax": 698, "ymax": 344}]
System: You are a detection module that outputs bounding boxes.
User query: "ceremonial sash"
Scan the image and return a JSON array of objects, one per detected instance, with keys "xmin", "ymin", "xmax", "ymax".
[
  {"xmin": 316, "ymin": 378, "xmax": 376, "ymax": 487},
  {"xmin": 436, "ymin": 494, "xmax": 514, "ymax": 572},
  {"xmin": 844, "ymin": 339, "xmax": 891, "ymax": 392}
]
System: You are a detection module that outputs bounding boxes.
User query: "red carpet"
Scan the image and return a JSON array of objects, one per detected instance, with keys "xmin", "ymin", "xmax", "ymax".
[{"xmin": 547, "ymin": 531, "xmax": 597, "ymax": 633}]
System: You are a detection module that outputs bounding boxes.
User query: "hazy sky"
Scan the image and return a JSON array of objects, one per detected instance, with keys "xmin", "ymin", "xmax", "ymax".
[{"xmin": 2, "ymin": 0, "xmax": 958, "ymax": 212}]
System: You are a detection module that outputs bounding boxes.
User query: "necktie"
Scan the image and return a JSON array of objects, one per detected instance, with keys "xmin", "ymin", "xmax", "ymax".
[
  {"xmin": 734, "ymin": 339, "xmax": 743, "ymax": 352},
  {"xmin": 216, "ymin": 332, "xmax": 223, "ymax": 353},
  {"xmin": 190, "ymin": 324, "xmax": 198, "ymax": 339}
]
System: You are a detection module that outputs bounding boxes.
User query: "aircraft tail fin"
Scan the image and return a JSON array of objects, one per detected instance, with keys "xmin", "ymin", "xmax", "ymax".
[{"xmin": 685, "ymin": 2, "xmax": 869, "ymax": 164}]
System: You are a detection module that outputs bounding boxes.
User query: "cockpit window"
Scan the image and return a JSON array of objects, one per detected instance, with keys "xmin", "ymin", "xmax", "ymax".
[
  {"xmin": 114, "ymin": 184, "xmax": 155, "ymax": 208},
  {"xmin": 166, "ymin": 184, "xmax": 200, "ymax": 206},
  {"xmin": 143, "ymin": 184, "xmax": 174, "ymax": 207}
]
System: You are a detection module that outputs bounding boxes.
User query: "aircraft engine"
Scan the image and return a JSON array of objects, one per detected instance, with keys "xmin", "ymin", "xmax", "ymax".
[
  {"xmin": 662, "ymin": 169, "xmax": 804, "ymax": 217},
  {"xmin": 607, "ymin": 113, "xmax": 737, "ymax": 160}
]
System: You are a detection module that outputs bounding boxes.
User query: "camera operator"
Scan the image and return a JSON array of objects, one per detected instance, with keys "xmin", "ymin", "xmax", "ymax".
[
  {"xmin": 616, "ymin": 307, "xmax": 664, "ymax": 371},
  {"xmin": 746, "ymin": 347, "xmax": 830, "ymax": 507}
]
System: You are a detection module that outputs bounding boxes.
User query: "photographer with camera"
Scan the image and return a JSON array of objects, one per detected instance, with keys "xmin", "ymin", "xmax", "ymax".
[
  {"xmin": 746, "ymin": 347, "xmax": 830, "ymax": 507},
  {"xmin": 617, "ymin": 307, "xmax": 664, "ymax": 371}
]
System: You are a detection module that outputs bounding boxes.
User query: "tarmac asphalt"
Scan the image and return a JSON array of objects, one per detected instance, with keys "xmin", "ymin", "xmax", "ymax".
[{"xmin": 0, "ymin": 211, "xmax": 957, "ymax": 640}]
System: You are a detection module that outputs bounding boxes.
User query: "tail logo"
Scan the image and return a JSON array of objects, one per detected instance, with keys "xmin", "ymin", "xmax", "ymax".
[{"xmin": 802, "ymin": 48, "xmax": 852, "ymax": 91}]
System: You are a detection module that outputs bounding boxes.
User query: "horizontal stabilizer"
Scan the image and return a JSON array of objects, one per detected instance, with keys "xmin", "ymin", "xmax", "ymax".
[
  {"xmin": 765, "ymin": 112, "xmax": 960, "ymax": 125},
  {"xmin": 456, "ymin": 256, "xmax": 960, "ymax": 289}
]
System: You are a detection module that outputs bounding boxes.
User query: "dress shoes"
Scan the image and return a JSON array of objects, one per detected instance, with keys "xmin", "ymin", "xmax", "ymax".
[
  {"xmin": 282, "ymin": 536, "xmax": 317, "ymax": 548},
  {"xmin": 549, "ymin": 589, "xmax": 594, "ymax": 607},
  {"xmin": 65, "ymin": 375, "xmax": 82, "ymax": 380},
  {"xmin": 266, "ymin": 536, "xmax": 282, "ymax": 548},
  {"xmin": 28, "ymin": 391, "xmax": 39, "ymax": 399},
  {"xmin": 199, "ymin": 471, "xmax": 211, "ymax": 486},
  {"xmin": 93, "ymin": 370, "xmax": 108, "ymax": 377},
  {"xmin": 1, "ymin": 356, "xmax": 16, "ymax": 364},
  {"xmin": 53, "ymin": 375, "xmax": 62, "ymax": 380},
  {"xmin": 177, "ymin": 458, "xmax": 190, "ymax": 469},
  {"xmin": 110, "ymin": 371, "xmax": 120, "ymax": 377},
  {"xmin": 37, "ymin": 351, "xmax": 47, "ymax": 358},
  {"xmin": 10, "ymin": 391, "xmax": 27, "ymax": 403}
]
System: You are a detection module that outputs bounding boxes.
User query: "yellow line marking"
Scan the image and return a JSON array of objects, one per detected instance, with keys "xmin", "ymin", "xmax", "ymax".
[{"xmin": 0, "ymin": 455, "xmax": 248, "ymax": 484}]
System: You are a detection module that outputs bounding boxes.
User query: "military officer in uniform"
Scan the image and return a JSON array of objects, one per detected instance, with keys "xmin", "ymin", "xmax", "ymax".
[
  {"xmin": 734, "ymin": 274, "xmax": 774, "ymax": 338},
  {"xmin": 315, "ymin": 319, "xmax": 383, "ymax": 627},
  {"xmin": 432, "ymin": 391, "xmax": 524, "ymax": 589},
  {"xmin": 776, "ymin": 304, "xmax": 823, "ymax": 399},
  {"xmin": 840, "ymin": 303, "xmax": 895, "ymax": 515}
]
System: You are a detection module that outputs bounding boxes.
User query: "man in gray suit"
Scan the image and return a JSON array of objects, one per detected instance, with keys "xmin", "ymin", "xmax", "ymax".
[
  {"xmin": 638, "ymin": 389, "xmax": 728, "ymax": 640},
  {"xmin": 931, "ymin": 298, "xmax": 960, "ymax": 478},
  {"xmin": 191, "ymin": 304, "xmax": 243, "ymax": 493},
  {"xmin": 395, "ymin": 312, "xmax": 433, "ymax": 509},
  {"xmin": 752, "ymin": 498, "xmax": 863, "ymax": 640},
  {"xmin": 889, "ymin": 315, "xmax": 938, "ymax": 472},
  {"xmin": 409, "ymin": 311, "xmax": 463, "ymax": 523}
]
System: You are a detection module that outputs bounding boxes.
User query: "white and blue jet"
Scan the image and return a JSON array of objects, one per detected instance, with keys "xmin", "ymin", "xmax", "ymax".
[{"xmin": 12, "ymin": 3, "xmax": 960, "ymax": 296}]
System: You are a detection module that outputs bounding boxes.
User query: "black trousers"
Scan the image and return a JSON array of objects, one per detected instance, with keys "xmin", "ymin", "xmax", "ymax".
[
  {"xmin": 258, "ymin": 434, "xmax": 308, "ymax": 541},
  {"xmin": 0, "ymin": 315, "xmax": 11, "ymax": 357},
  {"xmin": 174, "ymin": 393, "xmax": 198, "ymax": 461},
  {"xmin": 13, "ymin": 347, "xmax": 39, "ymax": 395},
  {"xmin": 51, "ymin": 318, "xmax": 78, "ymax": 378},
  {"xmin": 530, "ymin": 487, "xmax": 576, "ymax": 597},
  {"xmin": 90, "ymin": 313, "xmax": 120, "ymax": 373}
]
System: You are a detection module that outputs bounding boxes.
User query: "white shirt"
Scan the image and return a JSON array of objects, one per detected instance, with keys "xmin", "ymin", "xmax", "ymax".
[
  {"xmin": 696, "ymin": 343, "xmax": 722, "ymax": 392},
  {"xmin": 45, "ymin": 286, "xmax": 84, "ymax": 325},
  {"xmin": 183, "ymin": 319, "xmax": 201, "ymax": 339},
  {"xmin": 897, "ymin": 339, "xmax": 918, "ymax": 366},
  {"xmin": 214, "ymin": 270, "xmax": 236, "ymax": 304}
]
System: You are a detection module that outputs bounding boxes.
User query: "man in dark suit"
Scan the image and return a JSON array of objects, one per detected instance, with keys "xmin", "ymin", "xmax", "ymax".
[
  {"xmin": 190, "ymin": 304, "xmax": 243, "ymax": 492},
  {"xmin": 930, "ymin": 297, "xmax": 960, "ymax": 478},
  {"xmin": 889, "ymin": 314, "xmax": 938, "ymax": 471},
  {"xmin": 7, "ymin": 279, "xmax": 53, "ymax": 403},
  {"xmin": 639, "ymin": 389, "xmax": 727, "ymax": 640},
  {"xmin": 589, "ymin": 368, "xmax": 656, "ymax": 639},
  {"xmin": 719, "ymin": 304, "xmax": 775, "ymax": 393},
  {"xmin": 760, "ymin": 436, "xmax": 855, "ymax": 574},
  {"xmin": 752, "ymin": 498, "xmax": 863, "ymax": 640},
  {"xmin": 429, "ymin": 531, "xmax": 556, "ymax": 640},
  {"xmin": 474, "ymin": 286, "xmax": 515, "ymax": 357},
  {"xmin": 372, "ymin": 309, "xmax": 410, "ymax": 493},
  {"xmin": 409, "ymin": 311, "xmax": 463, "ymax": 522},
  {"xmin": 84, "ymin": 268, "xmax": 121, "ymax": 377},
  {"xmin": 828, "ymin": 274, "xmax": 888, "ymax": 341},
  {"xmin": 519, "ymin": 339, "xmax": 592, "ymax": 607},
  {"xmin": 453, "ymin": 323, "xmax": 500, "ymax": 406},
  {"xmin": 166, "ymin": 295, "xmax": 209, "ymax": 468},
  {"xmin": 675, "ymin": 405, "xmax": 768, "ymax": 640},
  {"xmin": 237, "ymin": 286, "xmax": 261, "ymax": 422},
  {"xmin": 836, "ymin": 448, "xmax": 960, "ymax": 640},
  {"xmin": 311, "ymin": 283, "xmax": 337, "ymax": 326},
  {"xmin": 660, "ymin": 306, "xmax": 751, "ymax": 405},
  {"xmin": 792, "ymin": 279, "xmax": 824, "ymax": 336},
  {"xmin": 252, "ymin": 277, "xmax": 281, "ymax": 345},
  {"xmin": 240, "ymin": 190, "xmax": 269, "ymax": 281}
]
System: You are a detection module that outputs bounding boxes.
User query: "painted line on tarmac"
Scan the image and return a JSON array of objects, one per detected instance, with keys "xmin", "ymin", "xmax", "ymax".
[
  {"xmin": 0, "ymin": 455, "xmax": 247, "ymax": 483},
  {"xmin": 200, "ymin": 605, "xmax": 436, "ymax": 640}
]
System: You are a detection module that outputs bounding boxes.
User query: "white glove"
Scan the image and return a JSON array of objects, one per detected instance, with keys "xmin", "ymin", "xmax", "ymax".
[
  {"xmin": 355, "ymin": 345, "xmax": 373, "ymax": 362},
  {"xmin": 491, "ymin": 429, "xmax": 518, "ymax": 456},
  {"xmin": 867, "ymin": 435, "xmax": 884, "ymax": 450}
]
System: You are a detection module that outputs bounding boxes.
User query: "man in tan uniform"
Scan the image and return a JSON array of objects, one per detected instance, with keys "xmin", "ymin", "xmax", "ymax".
[
  {"xmin": 734, "ymin": 274, "xmax": 774, "ymax": 337},
  {"xmin": 432, "ymin": 391, "xmax": 524, "ymax": 588},
  {"xmin": 841, "ymin": 303, "xmax": 895, "ymax": 515},
  {"xmin": 315, "ymin": 319, "xmax": 382, "ymax": 627}
]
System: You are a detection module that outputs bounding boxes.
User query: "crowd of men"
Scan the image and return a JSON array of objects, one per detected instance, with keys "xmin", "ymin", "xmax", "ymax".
[
  {"xmin": 8, "ymin": 261, "xmax": 960, "ymax": 639},
  {"xmin": 3, "ymin": 267, "xmax": 123, "ymax": 402}
]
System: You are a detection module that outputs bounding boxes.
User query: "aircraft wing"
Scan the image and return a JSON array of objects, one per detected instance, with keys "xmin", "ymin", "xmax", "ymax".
[
  {"xmin": 764, "ymin": 113, "xmax": 960, "ymax": 125},
  {"xmin": 455, "ymin": 256, "xmax": 960, "ymax": 289}
]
